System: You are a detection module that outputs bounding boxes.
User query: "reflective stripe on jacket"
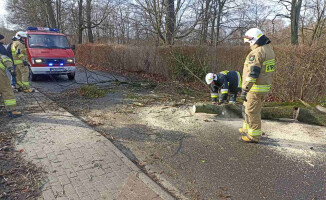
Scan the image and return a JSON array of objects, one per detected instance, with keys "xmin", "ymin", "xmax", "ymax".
[{"xmin": 0, "ymin": 54, "xmax": 14, "ymax": 70}]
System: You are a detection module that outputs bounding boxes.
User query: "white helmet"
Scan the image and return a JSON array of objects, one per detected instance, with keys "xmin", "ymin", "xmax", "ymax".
[
  {"xmin": 205, "ymin": 73, "xmax": 215, "ymax": 84},
  {"xmin": 244, "ymin": 28, "xmax": 264, "ymax": 46},
  {"xmin": 15, "ymin": 31, "xmax": 27, "ymax": 40}
]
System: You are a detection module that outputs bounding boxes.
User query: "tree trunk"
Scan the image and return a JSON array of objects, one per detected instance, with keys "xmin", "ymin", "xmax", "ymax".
[
  {"xmin": 86, "ymin": 0, "xmax": 94, "ymax": 43},
  {"xmin": 311, "ymin": 0, "xmax": 326, "ymax": 44},
  {"xmin": 215, "ymin": 0, "xmax": 225, "ymax": 46},
  {"xmin": 44, "ymin": 0, "xmax": 57, "ymax": 28},
  {"xmin": 201, "ymin": 0, "xmax": 211, "ymax": 45},
  {"xmin": 56, "ymin": 0, "xmax": 61, "ymax": 30},
  {"xmin": 40, "ymin": 2, "xmax": 50, "ymax": 27},
  {"xmin": 78, "ymin": 0, "xmax": 83, "ymax": 44},
  {"xmin": 290, "ymin": 0, "xmax": 303, "ymax": 45},
  {"xmin": 215, "ymin": 11, "xmax": 221, "ymax": 45},
  {"xmin": 165, "ymin": 0, "xmax": 175, "ymax": 45},
  {"xmin": 210, "ymin": 0, "xmax": 217, "ymax": 46}
]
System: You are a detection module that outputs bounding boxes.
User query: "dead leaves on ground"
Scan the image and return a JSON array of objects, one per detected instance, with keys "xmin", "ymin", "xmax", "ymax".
[{"xmin": 87, "ymin": 120, "xmax": 104, "ymax": 126}]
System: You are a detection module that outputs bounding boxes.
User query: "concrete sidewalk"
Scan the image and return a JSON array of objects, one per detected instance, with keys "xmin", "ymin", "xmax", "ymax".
[{"xmin": 10, "ymin": 90, "xmax": 175, "ymax": 200}]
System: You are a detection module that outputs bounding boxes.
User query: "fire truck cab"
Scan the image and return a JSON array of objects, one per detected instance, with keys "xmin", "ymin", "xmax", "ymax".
[{"xmin": 26, "ymin": 27, "xmax": 76, "ymax": 80}]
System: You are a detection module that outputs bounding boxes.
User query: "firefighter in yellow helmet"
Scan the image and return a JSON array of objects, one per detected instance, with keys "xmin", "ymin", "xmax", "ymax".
[
  {"xmin": 239, "ymin": 28, "xmax": 275, "ymax": 143},
  {"xmin": 11, "ymin": 31, "xmax": 34, "ymax": 93},
  {"xmin": 0, "ymin": 34, "xmax": 22, "ymax": 117}
]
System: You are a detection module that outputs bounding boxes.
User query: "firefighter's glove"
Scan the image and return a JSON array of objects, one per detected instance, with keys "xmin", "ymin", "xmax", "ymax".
[
  {"xmin": 23, "ymin": 60, "xmax": 29, "ymax": 66},
  {"xmin": 7, "ymin": 66, "xmax": 15, "ymax": 77},
  {"xmin": 240, "ymin": 90, "xmax": 248, "ymax": 102}
]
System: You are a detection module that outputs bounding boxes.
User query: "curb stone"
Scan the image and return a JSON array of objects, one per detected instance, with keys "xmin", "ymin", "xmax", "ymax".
[{"xmin": 137, "ymin": 172, "xmax": 175, "ymax": 200}]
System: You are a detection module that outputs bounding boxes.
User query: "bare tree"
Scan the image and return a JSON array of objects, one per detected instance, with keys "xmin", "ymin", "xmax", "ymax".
[
  {"xmin": 165, "ymin": 0, "xmax": 176, "ymax": 45},
  {"xmin": 291, "ymin": 0, "xmax": 303, "ymax": 44},
  {"xmin": 132, "ymin": 0, "xmax": 199, "ymax": 45},
  {"xmin": 212, "ymin": 0, "xmax": 227, "ymax": 45},
  {"xmin": 199, "ymin": 0, "xmax": 212, "ymax": 44},
  {"xmin": 56, "ymin": 0, "xmax": 62, "ymax": 30},
  {"xmin": 86, "ymin": 0, "xmax": 94, "ymax": 43},
  {"xmin": 43, "ymin": 0, "xmax": 57, "ymax": 28},
  {"xmin": 7, "ymin": 0, "xmax": 326, "ymax": 46},
  {"xmin": 78, "ymin": 0, "xmax": 84, "ymax": 43},
  {"xmin": 310, "ymin": 0, "xmax": 326, "ymax": 44},
  {"xmin": 278, "ymin": 0, "xmax": 303, "ymax": 45}
]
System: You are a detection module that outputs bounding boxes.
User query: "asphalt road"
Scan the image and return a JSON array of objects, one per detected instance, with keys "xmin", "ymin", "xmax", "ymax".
[
  {"xmin": 30, "ymin": 68, "xmax": 326, "ymax": 200},
  {"xmin": 30, "ymin": 67, "xmax": 125, "ymax": 94},
  {"xmin": 163, "ymin": 122, "xmax": 326, "ymax": 200}
]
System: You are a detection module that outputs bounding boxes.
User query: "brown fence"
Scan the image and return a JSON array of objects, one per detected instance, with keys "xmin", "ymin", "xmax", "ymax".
[{"xmin": 76, "ymin": 44, "xmax": 326, "ymax": 102}]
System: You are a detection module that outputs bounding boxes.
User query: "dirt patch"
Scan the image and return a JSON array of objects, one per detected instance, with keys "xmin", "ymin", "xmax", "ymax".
[{"xmin": 0, "ymin": 112, "xmax": 44, "ymax": 200}]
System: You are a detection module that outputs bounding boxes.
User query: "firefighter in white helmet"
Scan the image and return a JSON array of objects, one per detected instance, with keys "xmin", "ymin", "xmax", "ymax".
[
  {"xmin": 205, "ymin": 70, "xmax": 242, "ymax": 104},
  {"xmin": 239, "ymin": 28, "xmax": 275, "ymax": 143},
  {"xmin": 11, "ymin": 31, "xmax": 34, "ymax": 93}
]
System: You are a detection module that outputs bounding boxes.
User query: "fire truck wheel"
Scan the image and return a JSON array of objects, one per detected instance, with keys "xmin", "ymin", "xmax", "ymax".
[
  {"xmin": 31, "ymin": 73, "xmax": 38, "ymax": 81},
  {"xmin": 68, "ymin": 73, "xmax": 75, "ymax": 80}
]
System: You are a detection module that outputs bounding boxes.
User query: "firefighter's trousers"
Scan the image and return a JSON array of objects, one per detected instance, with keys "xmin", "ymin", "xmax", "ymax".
[
  {"xmin": 0, "ymin": 69, "xmax": 17, "ymax": 111},
  {"xmin": 242, "ymin": 92, "xmax": 266, "ymax": 137},
  {"xmin": 16, "ymin": 64, "xmax": 30, "ymax": 89}
]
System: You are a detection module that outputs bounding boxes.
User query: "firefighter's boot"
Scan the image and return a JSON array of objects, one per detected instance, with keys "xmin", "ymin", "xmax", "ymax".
[
  {"xmin": 23, "ymin": 88, "xmax": 35, "ymax": 93},
  {"xmin": 239, "ymin": 128, "xmax": 247, "ymax": 134},
  {"xmin": 16, "ymin": 86, "xmax": 24, "ymax": 92},
  {"xmin": 8, "ymin": 110, "xmax": 22, "ymax": 118},
  {"xmin": 240, "ymin": 134, "xmax": 260, "ymax": 143}
]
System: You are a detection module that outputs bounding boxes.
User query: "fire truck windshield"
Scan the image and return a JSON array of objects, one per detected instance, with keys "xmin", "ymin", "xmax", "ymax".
[{"xmin": 28, "ymin": 34, "xmax": 70, "ymax": 49}]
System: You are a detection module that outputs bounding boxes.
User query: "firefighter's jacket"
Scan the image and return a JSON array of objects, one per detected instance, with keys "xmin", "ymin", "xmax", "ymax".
[
  {"xmin": 0, "ymin": 55, "xmax": 14, "ymax": 70},
  {"xmin": 11, "ymin": 40, "xmax": 27, "ymax": 65},
  {"xmin": 211, "ymin": 70, "xmax": 242, "ymax": 102},
  {"xmin": 0, "ymin": 43, "xmax": 10, "ymax": 57},
  {"xmin": 0, "ymin": 44, "xmax": 13, "ymax": 70},
  {"xmin": 242, "ymin": 35, "xmax": 275, "ymax": 94}
]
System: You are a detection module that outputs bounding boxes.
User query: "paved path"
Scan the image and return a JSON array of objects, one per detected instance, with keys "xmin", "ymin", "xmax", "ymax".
[{"xmin": 11, "ymin": 91, "xmax": 175, "ymax": 200}]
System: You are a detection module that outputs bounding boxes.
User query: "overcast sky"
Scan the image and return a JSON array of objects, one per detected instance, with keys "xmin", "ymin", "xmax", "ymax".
[
  {"xmin": 0, "ymin": 0, "xmax": 9, "ymax": 27},
  {"xmin": 0, "ymin": 0, "xmax": 18, "ymax": 30},
  {"xmin": 0, "ymin": 1, "xmax": 7, "ymax": 17}
]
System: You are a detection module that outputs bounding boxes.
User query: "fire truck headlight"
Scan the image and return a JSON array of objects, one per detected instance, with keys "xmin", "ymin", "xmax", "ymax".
[
  {"xmin": 34, "ymin": 58, "xmax": 43, "ymax": 64},
  {"xmin": 66, "ymin": 58, "xmax": 74, "ymax": 63}
]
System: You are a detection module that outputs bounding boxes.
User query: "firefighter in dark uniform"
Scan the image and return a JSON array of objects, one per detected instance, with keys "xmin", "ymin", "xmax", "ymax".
[{"xmin": 205, "ymin": 70, "xmax": 242, "ymax": 104}]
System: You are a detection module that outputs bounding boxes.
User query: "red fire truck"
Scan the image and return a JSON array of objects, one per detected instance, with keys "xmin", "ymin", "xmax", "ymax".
[{"xmin": 26, "ymin": 27, "xmax": 76, "ymax": 80}]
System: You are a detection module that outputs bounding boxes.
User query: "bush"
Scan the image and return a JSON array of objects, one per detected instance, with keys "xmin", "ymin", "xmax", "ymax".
[
  {"xmin": 76, "ymin": 44, "xmax": 326, "ymax": 103},
  {"xmin": 321, "ymin": 97, "xmax": 326, "ymax": 107}
]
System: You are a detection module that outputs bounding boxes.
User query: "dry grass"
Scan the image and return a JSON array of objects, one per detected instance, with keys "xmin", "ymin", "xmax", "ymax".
[{"xmin": 76, "ymin": 44, "xmax": 326, "ymax": 103}]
